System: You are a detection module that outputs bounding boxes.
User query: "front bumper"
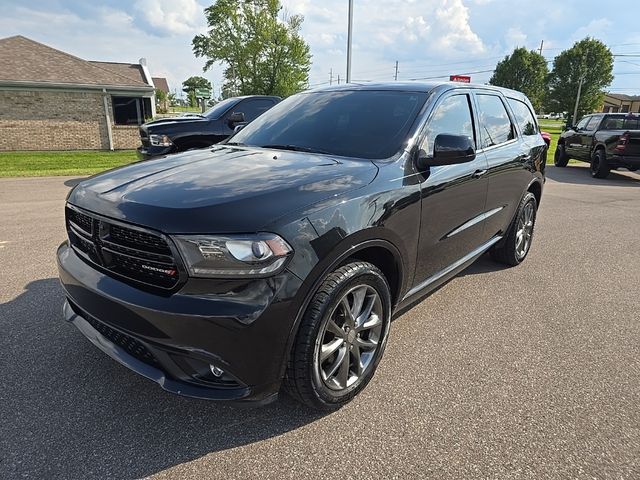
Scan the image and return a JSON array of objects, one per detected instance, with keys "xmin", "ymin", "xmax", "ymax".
[
  {"xmin": 136, "ymin": 145, "xmax": 174, "ymax": 160},
  {"xmin": 57, "ymin": 241, "xmax": 302, "ymax": 404}
]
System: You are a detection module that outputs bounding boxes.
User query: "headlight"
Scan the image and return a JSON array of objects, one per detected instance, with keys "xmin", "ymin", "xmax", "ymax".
[
  {"xmin": 149, "ymin": 134, "xmax": 173, "ymax": 147},
  {"xmin": 173, "ymin": 233, "xmax": 293, "ymax": 278}
]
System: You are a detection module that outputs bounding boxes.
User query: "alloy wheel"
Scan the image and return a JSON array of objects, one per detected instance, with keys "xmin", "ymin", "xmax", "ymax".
[
  {"xmin": 315, "ymin": 285, "xmax": 384, "ymax": 391},
  {"xmin": 515, "ymin": 201, "xmax": 534, "ymax": 259}
]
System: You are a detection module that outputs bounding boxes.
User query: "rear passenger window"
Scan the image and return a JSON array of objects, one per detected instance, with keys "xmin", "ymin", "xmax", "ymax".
[
  {"xmin": 421, "ymin": 94, "xmax": 475, "ymax": 156},
  {"xmin": 476, "ymin": 94, "xmax": 515, "ymax": 148},
  {"xmin": 507, "ymin": 98, "xmax": 538, "ymax": 136}
]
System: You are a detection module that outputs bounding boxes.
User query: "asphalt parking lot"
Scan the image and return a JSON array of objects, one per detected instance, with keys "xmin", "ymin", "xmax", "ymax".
[{"xmin": 1, "ymin": 164, "xmax": 639, "ymax": 479}]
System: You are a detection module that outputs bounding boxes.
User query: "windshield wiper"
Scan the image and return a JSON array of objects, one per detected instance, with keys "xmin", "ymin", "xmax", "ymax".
[
  {"xmin": 260, "ymin": 144, "xmax": 331, "ymax": 155},
  {"xmin": 225, "ymin": 141, "xmax": 246, "ymax": 146}
]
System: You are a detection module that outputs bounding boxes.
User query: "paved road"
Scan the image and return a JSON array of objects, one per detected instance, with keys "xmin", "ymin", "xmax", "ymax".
[{"xmin": 1, "ymin": 165, "xmax": 639, "ymax": 479}]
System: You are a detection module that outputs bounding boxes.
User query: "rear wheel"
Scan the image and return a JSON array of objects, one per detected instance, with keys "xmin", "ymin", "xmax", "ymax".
[
  {"xmin": 490, "ymin": 192, "xmax": 537, "ymax": 266},
  {"xmin": 554, "ymin": 144, "xmax": 569, "ymax": 167},
  {"xmin": 284, "ymin": 261, "xmax": 391, "ymax": 410},
  {"xmin": 590, "ymin": 149, "xmax": 610, "ymax": 179}
]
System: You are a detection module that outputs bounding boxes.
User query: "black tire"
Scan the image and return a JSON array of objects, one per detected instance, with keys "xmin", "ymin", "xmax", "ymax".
[
  {"xmin": 627, "ymin": 167, "xmax": 638, "ymax": 172},
  {"xmin": 284, "ymin": 261, "xmax": 392, "ymax": 411},
  {"xmin": 590, "ymin": 149, "xmax": 610, "ymax": 179},
  {"xmin": 490, "ymin": 192, "xmax": 537, "ymax": 266},
  {"xmin": 554, "ymin": 144, "xmax": 569, "ymax": 167}
]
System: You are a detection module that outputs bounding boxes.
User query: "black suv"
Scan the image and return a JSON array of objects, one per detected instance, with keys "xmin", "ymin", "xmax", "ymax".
[
  {"xmin": 58, "ymin": 83, "xmax": 545, "ymax": 410},
  {"xmin": 137, "ymin": 95, "xmax": 280, "ymax": 159}
]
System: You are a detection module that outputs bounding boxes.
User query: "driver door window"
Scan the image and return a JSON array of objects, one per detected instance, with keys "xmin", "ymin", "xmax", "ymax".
[{"xmin": 420, "ymin": 94, "xmax": 475, "ymax": 156}]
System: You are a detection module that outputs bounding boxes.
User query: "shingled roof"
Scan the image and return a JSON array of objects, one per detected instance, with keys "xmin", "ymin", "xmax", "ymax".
[
  {"xmin": 152, "ymin": 77, "xmax": 170, "ymax": 93},
  {"xmin": 0, "ymin": 35, "xmax": 152, "ymax": 90}
]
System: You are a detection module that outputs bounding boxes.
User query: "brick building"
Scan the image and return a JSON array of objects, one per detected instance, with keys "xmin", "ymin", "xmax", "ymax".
[
  {"xmin": 602, "ymin": 93, "xmax": 640, "ymax": 114},
  {"xmin": 0, "ymin": 35, "xmax": 156, "ymax": 151}
]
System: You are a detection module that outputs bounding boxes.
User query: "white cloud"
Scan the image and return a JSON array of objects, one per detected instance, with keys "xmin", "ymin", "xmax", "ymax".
[
  {"xmin": 505, "ymin": 27, "xmax": 527, "ymax": 49},
  {"xmin": 571, "ymin": 18, "xmax": 613, "ymax": 42},
  {"xmin": 134, "ymin": 0, "xmax": 205, "ymax": 35}
]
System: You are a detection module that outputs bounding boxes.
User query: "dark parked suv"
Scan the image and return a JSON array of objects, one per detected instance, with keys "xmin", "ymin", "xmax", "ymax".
[
  {"xmin": 137, "ymin": 95, "xmax": 280, "ymax": 159},
  {"xmin": 58, "ymin": 82, "xmax": 546, "ymax": 410}
]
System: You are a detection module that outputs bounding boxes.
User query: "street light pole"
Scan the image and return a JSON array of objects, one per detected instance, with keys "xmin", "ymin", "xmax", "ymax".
[
  {"xmin": 572, "ymin": 75, "xmax": 585, "ymax": 124},
  {"xmin": 346, "ymin": 0, "xmax": 353, "ymax": 83}
]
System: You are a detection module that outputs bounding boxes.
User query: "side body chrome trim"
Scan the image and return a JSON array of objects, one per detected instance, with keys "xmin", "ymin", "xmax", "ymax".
[
  {"xmin": 445, "ymin": 206, "xmax": 504, "ymax": 239},
  {"xmin": 403, "ymin": 235, "xmax": 503, "ymax": 301}
]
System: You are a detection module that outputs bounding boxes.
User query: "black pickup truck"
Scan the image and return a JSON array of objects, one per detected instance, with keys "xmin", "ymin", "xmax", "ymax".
[
  {"xmin": 137, "ymin": 95, "xmax": 281, "ymax": 159},
  {"xmin": 554, "ymin": 113, "xmax": 640, "ymax": 178}
]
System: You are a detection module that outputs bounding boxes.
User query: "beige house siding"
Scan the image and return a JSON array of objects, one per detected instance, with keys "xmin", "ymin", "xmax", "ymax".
[{"xmin": 0, "ymin": 89, "xmax": 139, "ymax": 151}]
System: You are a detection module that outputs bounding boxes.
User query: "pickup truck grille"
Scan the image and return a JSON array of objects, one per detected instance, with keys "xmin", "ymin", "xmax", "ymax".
[{"xmin": 65, "ymin": 205, "xmax": 182, "ymax": 290}]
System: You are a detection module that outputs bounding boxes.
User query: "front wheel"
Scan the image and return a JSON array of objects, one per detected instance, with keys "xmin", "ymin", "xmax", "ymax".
[
  {"xmin": 284, "ymin": 261, "xmax": 391, "ymax": 410},
  {"xmin": 490, "ymin": 192, "xmax": 537, "ymax": 266},
  {"xmin": 554, "ymin": 144, "xmax": 569, "ymax": 167}
]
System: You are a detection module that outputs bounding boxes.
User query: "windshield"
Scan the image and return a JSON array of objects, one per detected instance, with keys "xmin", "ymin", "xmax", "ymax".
[
  {"xmin": 230, "ymin": 90, "xmax": 429, "ymax": 159},
  {"xmin": 202, "ymin": 97, "xmax": 239, "ymax": 119}
]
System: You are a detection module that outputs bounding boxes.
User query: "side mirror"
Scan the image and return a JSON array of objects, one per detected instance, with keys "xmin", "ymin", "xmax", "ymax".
[
  {"xmin": 228, "ymin": 112, "xmax": 245, "ymax": 127},
  {"xmin": 417, "ymin": 134, "xmax": 476, "ymax": 169}
]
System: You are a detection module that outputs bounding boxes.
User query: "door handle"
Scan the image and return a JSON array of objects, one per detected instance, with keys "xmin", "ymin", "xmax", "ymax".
[{"xmin": 472, "ymin": 169, "xmax": 487, "ymax": 178}]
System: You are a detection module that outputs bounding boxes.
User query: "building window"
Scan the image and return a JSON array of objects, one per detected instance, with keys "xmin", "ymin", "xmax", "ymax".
[
  {"xmin": 621, "ymin": 105, "xmax": 630, "ymax": 113},
  {"xmin": 112, "ymin": 96, "xmax": 152, "ymax": 125}
]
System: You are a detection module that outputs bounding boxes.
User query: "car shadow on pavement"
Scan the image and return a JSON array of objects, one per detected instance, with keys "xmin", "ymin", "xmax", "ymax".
[
  {"xmin": 0, "ymin": 278, "xmax": 325, "ymax": 479},
  {"xmin": 546, "ymin": 164, "xmax": 640, "ymax": 186}
]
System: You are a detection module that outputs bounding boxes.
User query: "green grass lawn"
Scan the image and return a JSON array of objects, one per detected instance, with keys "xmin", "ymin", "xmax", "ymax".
[
  {"xmin": 539, "ymin": 120, "xmax": 564, "ymax": 165},
  {"xmin": 0, "ymin": 150, "xmax": 138, "ymax": 177}
]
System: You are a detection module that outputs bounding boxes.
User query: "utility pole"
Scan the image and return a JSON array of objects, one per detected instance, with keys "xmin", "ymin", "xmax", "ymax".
[
  {"xmin": 329, "ymin": 68, "xmax": 333, "ymax": 86},
  {"xmin": 394, "ymin": 61, "xmax": 399, "ymax": 81},
  {"xmin": 337, "ymin": 74, "xmax": 341, "ymax": 85},
  {"xmin": 346, "ymin": 0, "xmax": 353, "ymax": 83},
  {"xmin": 572, "ymin": 75, "xmax": 585, "ymax": 125},
  {"xmin": 538, "ymin": 40, "xmax": 544, "ymax": 56}
]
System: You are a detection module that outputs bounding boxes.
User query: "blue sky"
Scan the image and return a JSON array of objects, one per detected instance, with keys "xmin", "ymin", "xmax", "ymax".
[{"xmin": 1, "ymin": 0, "xmax": 639, "ymax": 98}]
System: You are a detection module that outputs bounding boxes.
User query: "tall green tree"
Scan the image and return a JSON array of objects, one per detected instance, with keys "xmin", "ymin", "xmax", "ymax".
[
  {"xmin": 182, "ymin": 76, "xmax": 212, "ymax": 107},
  {"xmin": 489, "ymin": 47, "xmax": 548, "ymax": 112},
  {"xmin": 546, "ymin": 37, "xmax": 614, "ymax": 122},
  {"xmin": 192, "ymin": 0, "xmax": 311, "ymax": 97}
]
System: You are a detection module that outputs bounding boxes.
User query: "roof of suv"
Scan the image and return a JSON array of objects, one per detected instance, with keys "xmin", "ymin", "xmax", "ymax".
[{"xmin": 310, "ymin": 81, "xmax": 530, "ymax": 101}]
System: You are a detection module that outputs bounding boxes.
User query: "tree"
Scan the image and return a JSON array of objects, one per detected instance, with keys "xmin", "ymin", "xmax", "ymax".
[
  {"xmin": 182, "ymin": 76, "xmax": 212, "ymax": 107},
  {"xmin": 155, "ymin": 88, "xmax": 168, "ymax": 113},
  {"xmin": 546, "ymin": 37, "xmax": 613, "ymax": 122},
  {"xmin": 489, "ymin": 47, "xmax": 548, "ymax": 112},
  {"xmin": 193, "ymin": 0, "xmax": 311, "ymax": 97}
]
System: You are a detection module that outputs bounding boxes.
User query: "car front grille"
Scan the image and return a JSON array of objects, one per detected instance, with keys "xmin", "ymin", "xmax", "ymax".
[{"xmin": 66, "ymin": 205, "xmax": 182, "ymax": 290}]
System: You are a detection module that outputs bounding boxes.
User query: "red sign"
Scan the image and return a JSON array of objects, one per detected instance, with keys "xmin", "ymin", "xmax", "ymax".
[{"xmin": 450, "ymin": 75, "xmax": 471, "ymax": 83}]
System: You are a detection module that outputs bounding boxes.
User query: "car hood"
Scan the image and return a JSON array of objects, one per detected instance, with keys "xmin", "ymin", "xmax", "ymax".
[
  {"xmin": 68, "ymin": 146, "xmax": 378, "ymax": 233},
  {"xmin": 142, "ymin": 116, "xmax": 208, "ymax": 130}
]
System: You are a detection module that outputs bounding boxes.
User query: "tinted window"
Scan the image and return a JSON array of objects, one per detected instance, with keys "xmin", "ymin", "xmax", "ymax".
[
  {"xmin": 603, "ymin": 116, "xmax": 640, "ymax": 130},
  {"xmin": 421, "ymin": 94, "xmax": 474, "ymax": 156},
  {"xmin": 507, "ymin": 98, "xmax": 538, "ymax": 136},
  {"xmin": 476, "ymin": 94, "xmax": 514, "ymax": 148},
  {"xmin": 576, "ymin": 116, "xmax": 590, "ymax": 129},
  {"xmin": 203, "ymin": 97, "xmax": 239, "ymax": 119},
  {"xmin": 234, "ymin": 99, "xmax": 276, "ymax": 122},
  {"xmin": 231, "ymin": 90, "xmax": 429, "ymax": 159},
  {"xmin": 585, "ymin": 116, "xmax": 601, "ymax": 131}
]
